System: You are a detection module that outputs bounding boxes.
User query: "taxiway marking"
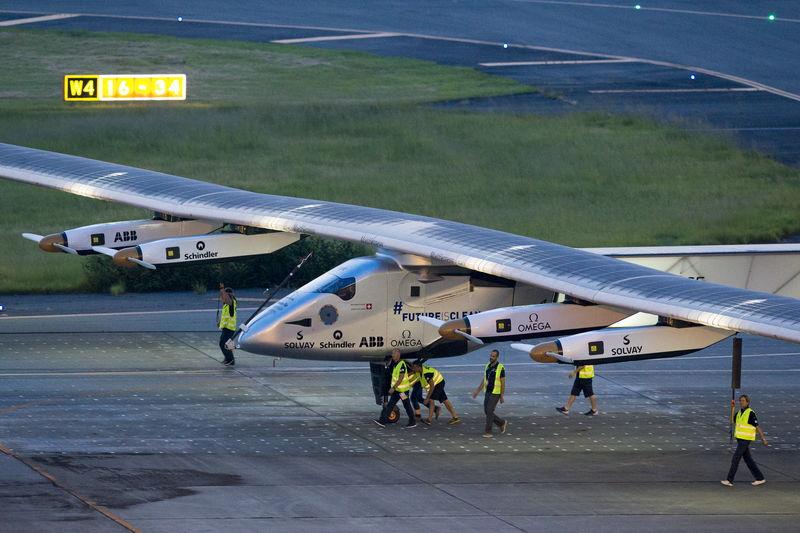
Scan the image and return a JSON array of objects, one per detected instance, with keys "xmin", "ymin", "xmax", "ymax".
[
  {"xmin": 0, "ymin": 307, "xmax": 257, "ymax": 320},
  {"xmin": 481, "ymin": 58, "xmax": 637, "ymax": 67},
  {"xmin": 510, "ymin": 1, "xmax": 800, "ymax": 23},
  {"xmin": 590, "ymin": 87, "xmax": 762, "ymax": 94},
  {"xmin": 0, "ymin": 13, "xmax": 78, "ymax": 26},
  {"xmin": 0, "ymin": 370, "xmax": 223, "ymax": 378},
  {"xmin": 272, "ymin": 32, "xmax": 399, "ymax": 44}
]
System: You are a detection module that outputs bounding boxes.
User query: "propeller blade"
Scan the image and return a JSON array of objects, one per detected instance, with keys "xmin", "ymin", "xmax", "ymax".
[
  {"xmin": 91, "ymin": 246, "xmax": 118, "ymax": 257},
  {"xmin": 53, "ymin": 243, "xmax": 78, "ymax": 255},
  {"xmin": 21, "ymin": 233, "xmax": 44, "ymax": 242},
  {"xmin": 510, "ymin": 343, "xmax": 534, "ymax": 353},
  {"xmin": 454, "ymin": 328, "xmax": 484, "ymax": 345},
  {"xmin": 127, "ymin": 257, "xmax": 157, "ymax": 270},
  {"xmin": 417, "ymin": 315, "xmax": 445, "ymax": 327}
]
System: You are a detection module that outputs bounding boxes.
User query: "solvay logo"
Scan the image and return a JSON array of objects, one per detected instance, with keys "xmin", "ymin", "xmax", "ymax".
[{"xmin": 623, "ymin": 334, "xmax": 631, "ymax": 345}]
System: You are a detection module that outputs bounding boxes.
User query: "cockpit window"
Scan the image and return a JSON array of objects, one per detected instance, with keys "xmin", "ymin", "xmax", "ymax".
[{"xmin": 313, "ymin": 275, "xmax": 356, "ymax": 301}]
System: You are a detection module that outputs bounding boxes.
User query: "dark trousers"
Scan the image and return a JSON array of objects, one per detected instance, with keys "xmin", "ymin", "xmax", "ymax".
[
  {"xmin": 727, "ymin": 439, "xmax": 764, "ymax": 482},
  {"xmin": 410, "ymin": 382, "xmax": 428, "ymax": 413},
  {"xmin": 484, "ymin": 392, "xmax": 505, "ymax": 433},
  {"xmin": 219, "ymin": 328, "xmax": 236, "ymax": 363},
  {"xmin": 380, "ymin": 391, "xmax": 415, "ymax": 424}
]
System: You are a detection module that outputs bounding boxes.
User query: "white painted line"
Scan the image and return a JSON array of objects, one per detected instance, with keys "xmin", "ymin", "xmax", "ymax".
[
  {"xmin": 0, "ymin": 13, "xmax": 78, "ymax": 27},
  {"xmin": 695, "ymin": 127, "xmax": 800, "ymax": 132},
  {"xmin": 509, "ymin": 1, "xmax": 800, "ymax": 24},
  {"xmin": 480, "ymin": 59, "xmax": 637, "ymax": 67},
  {"xmin": 590, "ymin": 87, "xmax": 762, "ymax": 94},
  {"xmin": 272, "ymin": 32, "xmax": 399, "ymax": 44},
  {"xmin": 0, "ymin": 307, "xmax": 259, "ymax": 320},
  {"xmin": 0, "ymin": 370, "xmax": 222, "ymax": 377}
]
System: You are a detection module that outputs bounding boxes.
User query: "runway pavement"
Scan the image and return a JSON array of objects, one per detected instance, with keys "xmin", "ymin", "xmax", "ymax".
[{"xmin": 0, "ymin": 294, "xmax": 798, "ymax": 532}]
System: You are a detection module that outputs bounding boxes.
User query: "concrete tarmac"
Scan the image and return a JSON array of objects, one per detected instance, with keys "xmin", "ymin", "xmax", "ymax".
[{"xmin": 0, "ymin": 295, "xmax": 798, "ymax": 532}]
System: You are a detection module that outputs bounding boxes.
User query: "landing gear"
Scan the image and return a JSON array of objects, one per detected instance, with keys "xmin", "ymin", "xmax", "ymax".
[{"xmin": 369, "ymin": 361, "xmax": 399, "ymax": 424}]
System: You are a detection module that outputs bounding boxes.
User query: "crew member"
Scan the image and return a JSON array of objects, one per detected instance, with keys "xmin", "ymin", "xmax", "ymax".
[
  {"xmin": 721, "ymin": 394, "xmax": 768, "ymax": 486},
  {"xmin": 411, "ymin": 360, "xmax": 460, "ymax": 425},
  {"xmin": 218, "ymin": 283, "xmax": 238, "ymax": 366},
  {"xmin": 472, "ymin": 349, "xmax": 508, "ymax": 438},
  {"xmin": 374, "ymin": 349, "xmax": 417, "ymax": 428},
  {"xmin": 556, "ymin": 364, "xmax": 598, "ymax": 416},
  {"xmin": 410, "ymin": 378, "xmax": 434, "ymax": 420}
]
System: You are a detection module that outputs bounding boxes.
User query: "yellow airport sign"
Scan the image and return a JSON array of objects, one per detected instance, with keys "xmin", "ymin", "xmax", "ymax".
[{"xmin": 64, "ymin": 74, "xmax": 186, "ymax": 102}]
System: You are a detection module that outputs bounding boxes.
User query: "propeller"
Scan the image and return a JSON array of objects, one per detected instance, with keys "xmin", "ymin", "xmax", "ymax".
[
  {"xmin": 91, "ymin": 246, "xmax": 157, "ymax": 270},
  {"xmin": 22, "ymin": 232, "xmax": 78, "ymax": 254},
  {"xmin": 418, "ymin": 315, "xmax": 484, "ymax": 345},
  {"xmin": 510, "ymin": 343, "xmax": 574, "ymax": 364}
]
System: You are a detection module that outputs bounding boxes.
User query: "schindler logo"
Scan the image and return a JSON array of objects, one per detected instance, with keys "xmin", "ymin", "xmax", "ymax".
[{"xmin": 588, "ymin": 341, "xmax": 604, "ymax": 355}]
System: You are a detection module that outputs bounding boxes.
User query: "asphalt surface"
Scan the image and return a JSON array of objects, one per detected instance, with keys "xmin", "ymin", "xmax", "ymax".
[{"xmin": 0, "ymin": 299, "xmax": 798, "ymax": 532}]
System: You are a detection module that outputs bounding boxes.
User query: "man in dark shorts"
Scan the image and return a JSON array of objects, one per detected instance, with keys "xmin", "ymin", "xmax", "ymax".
[
  {"xmin": 411, "ymin": 360, "xmax": 460, "ymax": 426},
  {"xmin": 556, "ymin": 364, "xmax": 598, "ymax": 416}
]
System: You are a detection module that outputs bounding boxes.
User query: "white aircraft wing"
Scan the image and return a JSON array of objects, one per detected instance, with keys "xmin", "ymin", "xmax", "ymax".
[{"xmin": 2, "ymin": 142, "xmax": 799, "ymax": 343}]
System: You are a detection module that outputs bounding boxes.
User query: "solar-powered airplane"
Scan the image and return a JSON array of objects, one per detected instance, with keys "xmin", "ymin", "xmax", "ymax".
[{"xmin": 3, "ymin": 142, "xmax": 800, "ymax": 404}]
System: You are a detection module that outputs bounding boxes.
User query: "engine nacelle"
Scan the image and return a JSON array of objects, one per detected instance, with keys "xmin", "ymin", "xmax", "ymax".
[
  {"xmin": 436, "ymin": 302, "xmax": 632, "ymax": 343},
  {"xmin": 108, "ymin": 231, "xmax": 301, "ymax": 268},
  {"xmin": 26, "ymin": 218, "xmax": 219, "ymax": 254},
  {"xmin": 513, "ymin": 324, "xmax": 733, "ymax": 364}
]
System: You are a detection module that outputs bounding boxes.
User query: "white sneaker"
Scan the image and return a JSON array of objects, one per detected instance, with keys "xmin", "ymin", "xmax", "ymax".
[
  {"xmin": 720, "ymin": 480, "xmax": 733, "ymax": 487},
  {"xmin": 751, "ymin": 479, "xmax": 766, "ymax": 486}
]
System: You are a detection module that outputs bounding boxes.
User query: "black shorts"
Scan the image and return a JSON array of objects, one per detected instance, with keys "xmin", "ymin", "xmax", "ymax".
[
  {"xmin": 429, "ymin": 381, "xmax": 448, "ymax": 402},
  {"xmin": 570, "ymin": 377, "xmax": 594, "ymax": 398}
]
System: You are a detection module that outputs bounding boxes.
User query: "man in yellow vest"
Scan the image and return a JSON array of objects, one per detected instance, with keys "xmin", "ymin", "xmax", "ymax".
[
  {"xmin": 218, "ymin": 283, "xmax": 238, "ymax": 366},
  {"xmin": 556, "ymin": 364, "xmax": 598, "ymax": 416},
  {"xmin": 721, "ymin": 394, "xmax": 768, "ymax": 486},
  {"xmin": 411, "ymin": 360, "xmax": 460, "ymax": 426},
  {"xmin": 472, "ymin": 349, "xmax": 508, "ymax": 438},
  {"xmin": 374, "ymin": 349, "xmax": 417, "ymax": 428}
]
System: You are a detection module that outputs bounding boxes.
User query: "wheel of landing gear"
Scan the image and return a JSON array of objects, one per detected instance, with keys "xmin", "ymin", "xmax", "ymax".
[{"xmin": 387, "ymin": 406, "xmax": 400, "ymax": 424}]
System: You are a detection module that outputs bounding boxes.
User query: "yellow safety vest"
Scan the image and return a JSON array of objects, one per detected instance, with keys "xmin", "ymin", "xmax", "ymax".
[
  {"xmin": 391, "ymin": 360, "xmax": 413, "ymax": 392},
  {"xmin": 578, "ymin": 365, "xmax": 594, "ymax": 379},
  {"xmin": 418, "ymin": 365, "xmax": 443, "ymax": 389},
  {"xmin": 484, "ymin": 362, "xmax": 505, "ymax": 395},
  {"xmin": 219, "ymin": 302, "xmax": 237, "ymax": 331},
  {"xmin": 735, "ymin": 408, "xmax": 756, "ymax": 441}
]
